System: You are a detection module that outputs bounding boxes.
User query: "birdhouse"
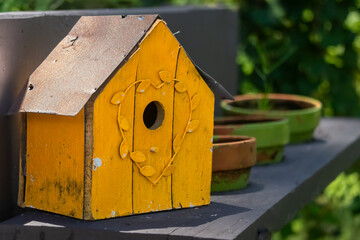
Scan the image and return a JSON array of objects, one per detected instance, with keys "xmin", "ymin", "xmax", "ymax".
[{"xmin": 10, "ymin": 15, "xmax": 231, "ymax": 220}]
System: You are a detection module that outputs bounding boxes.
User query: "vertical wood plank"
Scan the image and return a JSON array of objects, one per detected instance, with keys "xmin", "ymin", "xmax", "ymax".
[
  {"xmin": 172, "ymin": 48, "xmax": 214, "ymax": 208},
  {"xmin": 91, "ymin": 51, "xmax": 139, "ymax": 219},
  {"xmin": 17, "ymin": 113, "xmax": 27, "ymax": 208},
  {"xmin": 132, "ymin": 20, "xmax": 180, "ymax": 213},
  {"xmin": 25, "ymin": 110, "xmax": 85, "ymax": 219},
  {"xmin": 83, "ymin": 100, "xmax": 94, "ymax": 220}
]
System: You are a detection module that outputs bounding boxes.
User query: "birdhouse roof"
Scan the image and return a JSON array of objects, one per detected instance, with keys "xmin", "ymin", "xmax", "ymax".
[{"xmin": 9, "ymin": 15, "xmax": 232, "ymax": 116}]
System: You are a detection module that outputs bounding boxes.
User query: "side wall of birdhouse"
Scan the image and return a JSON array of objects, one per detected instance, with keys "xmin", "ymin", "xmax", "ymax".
[
  {"xmin": 22, "ymin": 110, "xmax": 85, "ymax": 219},
  {"xmin": 89, "ymin": 20, "xmax": 213, "ymax": 220}
]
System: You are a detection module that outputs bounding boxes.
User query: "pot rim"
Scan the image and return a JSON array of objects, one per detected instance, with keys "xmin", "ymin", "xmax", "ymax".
[
  {"xmin": 214, "ymin": 115, "xmax": 288, "ymax": 127},
  {"xmin": 213, "ymin": 135, "xmax": 256, "ymax": 146},
  {"xmin": 221, "ymin": 93, "xmax": 322, "ymax": 116}
]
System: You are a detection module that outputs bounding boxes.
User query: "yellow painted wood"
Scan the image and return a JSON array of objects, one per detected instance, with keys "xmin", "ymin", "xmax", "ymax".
[
  {"xmin": 25, "ymin": 110, "xmax": 85, "ymax": 219},
  {"xmin": 91, "ymin": 51, "xmax": 140, "ymax": 219},
  {"xmin": 132, "ymin": 20, "xmax": 180, "ymax": 213},
  {"xmin": 24, "ymin": 20, "xmax": 213, "ymax": 219},
  {"xmin": 172, "ymin": 47, "xmax": 214, "ymax": 208}
]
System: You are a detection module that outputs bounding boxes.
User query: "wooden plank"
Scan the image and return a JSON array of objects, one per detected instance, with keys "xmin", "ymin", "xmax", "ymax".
[
  {"xmin": 90, "ymin": 51, "xmax": 139, "ymax": 219},
  {"xmin": 132, "ymin": 20, "xmax": 180, "ymax": 214},
  {"xmin": 172, "ymin": 47, "xmax": 214, "ymax": 208},
  {"xmin": 3, "ymin": 118, "xmax": 360, "ymax": 240},
  {"xmin": 181, "ymin": 118, "xmax": 360, "ymax": 240},
  {"xmin": 83, "ymin": 100, "xmax": 94, "ymax": 220},
  {"xmin": 17, "ymin": 113, "xmax": 26, "ymax": 207},
  {"xmin": 25, "ymin": 110, "xmax": 85, "ymax": 219}
]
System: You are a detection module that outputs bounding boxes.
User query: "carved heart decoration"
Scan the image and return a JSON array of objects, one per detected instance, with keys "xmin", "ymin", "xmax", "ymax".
[{"xmin": 111, "ymin": 70, "xmax": 200, "ymax": 185}]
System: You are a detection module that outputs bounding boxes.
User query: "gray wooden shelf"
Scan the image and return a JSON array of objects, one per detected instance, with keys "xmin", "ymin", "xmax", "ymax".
[{"xmin": 1, "ymin": 118, "xmax": 360, "ymax": 240}]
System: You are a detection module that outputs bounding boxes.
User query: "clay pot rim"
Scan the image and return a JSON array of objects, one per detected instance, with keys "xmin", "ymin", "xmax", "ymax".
[
  {"xmin": 221, "ymin": 93, "xmax": 322, "ymax": 116},
  {"xmin": 214, "ymin": 115, "xmax": 288, "ymax": 127},
  {"xmin": 213, "ymin": 135, "xmax": 256, "ymax": 146}
]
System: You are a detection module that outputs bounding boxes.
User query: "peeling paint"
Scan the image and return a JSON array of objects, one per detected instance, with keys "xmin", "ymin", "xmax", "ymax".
[
  {"xmin": 111, "ymin": 211, "xmax": 115, "ymax": 217},
  {"xmin": 189, "ymin": 203, "xmax": 195, "ymax": 208},
  {"xmin": 93, "ymin": 158, "xmax": 102, "ymax": 170},
  {"xmin": 150, "ymin": 146, "xmax": 158, "ymax": 153}
]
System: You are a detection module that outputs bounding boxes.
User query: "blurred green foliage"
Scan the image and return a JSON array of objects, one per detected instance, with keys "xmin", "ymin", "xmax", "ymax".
[
  {"xmin": 238, "ymin": 0, "xmax": 360, "ymax": 117},
  {"xmin": 1, "ymin": 0, "xmax": 360, "ymax": 239},
  {"xmin": 237, "ymin": 2, "xmax": 360, "ymax": 238},
  {"xmin": 273, "ymin": 163, "xmax": 360, "ymax": 240},
  {"xmin": 0, "ymin": 0, "xmax": 237, "ymax": 11}
]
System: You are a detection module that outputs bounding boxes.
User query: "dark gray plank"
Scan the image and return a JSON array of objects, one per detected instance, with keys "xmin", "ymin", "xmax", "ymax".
[{"xmin": 1, "ymin": 118, "xmax": 360, "ymax": 240}]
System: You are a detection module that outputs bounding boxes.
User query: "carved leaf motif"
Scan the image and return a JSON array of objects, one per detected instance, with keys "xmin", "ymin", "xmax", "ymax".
[
  {"xmin": 119, "ymin": 116, "xmax": 130, "ymax": 131},
  {"xmin": 155, "ymin": 83, "xmax": 165, "ymax": 89},
  {"xmin": 159, "ymin": 70, "xmax": 171, "ymax": 83},
  {"xmin": 130, "ymin": 151, "xmax": 146, "ymax": 163},
  {"xmin": 175, "ymin": 82, "xmax": 187, "ymax": 93},
  {"xmin": 163, "ymin": 165, "xmax": 176, "ymax": 176},
  {"xmin": 191, "ymin": 93, "xmax": 201, "ymax": 110},
  {"xmin": 187, "ymin": 120, "xmax": 200, "ymax": 133},
  {"xmin": 140, "ymin": 166, "xmax": 156, "ymax": 176},
  {"xmin": 136, "ymin": 80, "xmax": 151, "ymax": 93},
  {"xmin": 119, "ymin": 140, "xmax": 129, "ymax": 159},
  {"xmin": 173, "ymin": 134, "xmax": 182, "ymax": 153},
  {"xmin": 111, "ymin": 91, "xmax": 126, "ymax": 105}
]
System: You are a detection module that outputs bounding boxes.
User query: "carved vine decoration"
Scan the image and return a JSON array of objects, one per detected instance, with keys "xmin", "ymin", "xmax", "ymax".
[{"xmin": 111, "ymin": 70, "xmax": 200, "ymax": 185}]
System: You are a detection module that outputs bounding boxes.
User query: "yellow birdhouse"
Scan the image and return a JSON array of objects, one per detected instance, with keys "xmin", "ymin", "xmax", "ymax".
[{"xmin": 10, "ymin": 15, "xmax": 231, "ymax": 220}]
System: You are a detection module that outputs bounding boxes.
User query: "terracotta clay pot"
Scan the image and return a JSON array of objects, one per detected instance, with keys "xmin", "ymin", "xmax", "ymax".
[
  {"xmin": 214, "ymin": 115, "xmax": 289, "ymax": 165},
  {"xmin": 221, "ymin": 93, "xmax": 322, "ymax": 143},
  {"xmin": 211, "ymin": 135, "xmax": 256, "ymax": 192}
]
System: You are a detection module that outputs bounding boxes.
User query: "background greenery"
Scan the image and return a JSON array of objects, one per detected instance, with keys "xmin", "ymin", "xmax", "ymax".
[
  {"xmin": 237, "ymin": 1, "xmax": 360, "ymax": 239},
  {"xmin": 2, "ymin": 0, "xmax": 360, "ymax": 239}
]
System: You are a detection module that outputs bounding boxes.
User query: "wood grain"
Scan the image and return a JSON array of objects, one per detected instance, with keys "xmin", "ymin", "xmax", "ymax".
[
  {"xmin": 172, "ymin": 47, "xmax": 214, "ymax": 209},
  {"xmin": 132, "ymin": 20, "xmax": 179, "ymax": 214},
  {"xmin": 17, "ymin": 113, "xmax": 27, "ymax": 208},
  {"xmin": 83, "ymin": 100, "xmax": 94, "ymax": 220},
  {"xmin": 90, "ymin": 51, "xmax": 139, "ymax": 219},
  {"xmin": 25, "ymin": 110, "xmax": 85, "ymax": 219}
]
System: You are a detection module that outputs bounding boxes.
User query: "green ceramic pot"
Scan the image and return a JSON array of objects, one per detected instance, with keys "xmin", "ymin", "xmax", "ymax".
[
  {"xmin": 221, "ymin": 93, "xmax": 322, "ymax": 143},
  {"xmin": 211, "ymin": 135, "xmax": 256, "ymax": 192},
  {"xmin": 214, "ymin": 115, "xmax": 289, "ymax": 165}
]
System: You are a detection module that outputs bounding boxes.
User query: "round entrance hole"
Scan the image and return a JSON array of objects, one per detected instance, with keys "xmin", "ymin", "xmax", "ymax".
[{"xmin": 143, "ymin": 101, "xmax": 165, "ymax": 130}]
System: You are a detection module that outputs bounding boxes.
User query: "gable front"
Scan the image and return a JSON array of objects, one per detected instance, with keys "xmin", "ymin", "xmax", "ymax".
[{"xmin": 89, "ymin": 20, "xmax": 214, "ymax": 219}]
